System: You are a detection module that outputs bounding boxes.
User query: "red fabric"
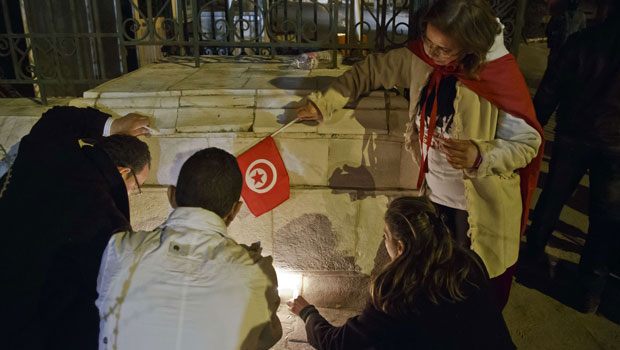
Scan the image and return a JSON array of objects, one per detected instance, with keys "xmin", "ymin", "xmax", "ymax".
[
  {"xmin": 237, "ymin": 137, "xmax": 290, "ymax": 217},
  {"xmin": 408, "ymin": 40, "xmax": 544, "ymax": 234}
]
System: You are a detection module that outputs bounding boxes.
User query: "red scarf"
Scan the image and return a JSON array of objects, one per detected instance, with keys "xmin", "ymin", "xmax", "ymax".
[{"xmin": 408, "ymin": 40, "xmax": 544, "ymax": 234}]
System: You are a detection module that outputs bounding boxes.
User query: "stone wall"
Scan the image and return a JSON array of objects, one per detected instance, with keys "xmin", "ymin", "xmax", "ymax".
[{"xmin": 1, "ymin": 58, "xmax": 419, "ymax": 307}]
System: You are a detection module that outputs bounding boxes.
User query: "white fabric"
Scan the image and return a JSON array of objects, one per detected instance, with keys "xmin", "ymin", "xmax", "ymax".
[
  {"xmin": 418, "ymin": 111, "xmax": 541, "ymax": 210},
  {"xmin": 415, "ymin": 109, "xmax": 468, "ymax": 210},
  {"xmin": 96, "ymin": 207, "xmax": 280, "ymax": 350},
  {"xmin": 486, "ymin": 18, "xmax": 510, "ymax": 62},
  {"xmin": 103, "ymin": 117, "xmax": 114, "ymax": 137}
]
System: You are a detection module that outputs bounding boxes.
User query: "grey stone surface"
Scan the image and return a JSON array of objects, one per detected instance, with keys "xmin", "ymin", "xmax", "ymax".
[
  {"xmin": 207, "ymin": 137, "xmax": 263, "ymax": 156},
  {"xmin": 227, "ymin": 203, "xmax": 274, "ymax": 257},
  {"xmin": 388, "ymin": 94, "xmax": 409, "ymax": 110},
  {"xmin": 318, "ymin": 109, "xmax": 388, "ymax": 135},
  {"xmin": 399, "ymin": 144, "xmax": 419, "ymax": 190},
  {"xmin": 96, "ymin": 96, "xmax": 179, "ymax": 109},
  {"xmin": 98, "ymin": 91, "xmax": 182, "ymax": 98},
  {"xmin": 99, "ymin": 107, "xmax": 177, "ymax": 135},
  {"xmin": 144, "ymin": 137, "xmax": 209, "ymax": 185},
  {"xmin": 504, "ymin": 282, "xmax": 620, "ymax": 350},
  {"xmin": 0, "ymin": 116, "xmax": 39, "ymax": 149},
  {"xmin": 179, "ymin": 95, "xmax": 255, "ymax": 108},
  {"xmin": 244, "ymin": 75, "xmax": 317, "ymax": 90},
  {"xmin": 129, "ymin": 187, "xmax": 170, "ymax": 232},
  {"xmin": 345, "ymin": 96, "xmax": 387, "ymax": 110},
  {"xmin": 256, "ymin": 95, "xmax": 306, "ymax": 109},
  {"xmin": 253, "ymin": 109, "xmax": 318, "ymax": 134},
  {"xmin": 327, "ymin": 138, "xmax": 401, "ymax": 189},
  {"xmin": 301, "ymin": 273, "xmax": 370, "ymax": 309},
  {"xmin": 90, "ymin": 65, "xmax": 193, "ymax": 93},
  {"xmin": 176, "ymin": 107, "xmax": 253, "ymax": 133},
  {"xmin": 388, "ymin": 109, "xmax": 410, "ymax": 138},
  {"xmin": 69, "ymin": 98, "xmax": 97, "ymax": 108},
  {"xmin": 273, "ymin": 190, "xmax": 357, "ymax": 271},
  {"xmin": 355, "ymin": 195, "xmax": 390, "ymax": 275},
  {"xmin": 274, "ymin": 138, "xmax": 328, "ymax": 186}
]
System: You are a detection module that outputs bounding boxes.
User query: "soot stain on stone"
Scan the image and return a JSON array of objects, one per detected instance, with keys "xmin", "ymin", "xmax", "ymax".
[{"xmin": 274, "ymin": 213, "xmax": 355, "ymax": 271}]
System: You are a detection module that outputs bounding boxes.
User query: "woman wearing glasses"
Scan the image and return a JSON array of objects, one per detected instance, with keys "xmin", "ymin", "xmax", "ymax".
[{"xmin": 297, "ymin": 0, "xmax": 543, "ymax": 309}]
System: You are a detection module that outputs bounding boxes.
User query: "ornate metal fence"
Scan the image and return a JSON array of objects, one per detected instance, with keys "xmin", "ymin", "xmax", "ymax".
[{"xmin": 0, "ymin": 0, "xmax": 524, "ymax": 104}]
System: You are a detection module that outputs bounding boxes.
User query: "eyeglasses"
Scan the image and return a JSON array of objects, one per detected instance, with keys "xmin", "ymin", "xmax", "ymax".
[
  {"xmin": 130, "ymin": 169, "xmax": 142, "ymax": 196},
  {"xmin": 422, "ymin": 33, "xmax": 462, "ymax": 59}
]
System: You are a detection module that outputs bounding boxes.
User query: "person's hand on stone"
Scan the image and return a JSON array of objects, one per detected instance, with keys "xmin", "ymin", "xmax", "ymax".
[
  {"xmin": 439, "ymin": 138, "xmax": 480, "ymax": 169},
  {"xmin": 296, "ymin": 101, "xmax": 323, "ymax": 121},
  {"xmin": 287, "ymin": 296, "xmax": 311, "ymax": 316},
  {"xmin": 111, "ymin": 113, "xmax": 151, "ymax": 136}
]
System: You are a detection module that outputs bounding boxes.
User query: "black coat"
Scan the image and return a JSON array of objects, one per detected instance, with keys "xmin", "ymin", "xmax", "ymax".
[
  {"xmin": 301, "ymin": 269, "xmax": 515, "ymax": 350},
  {"xmin": 534, "ymin": 13, "xmax": 620, "ymax": 150},
  {"xmin": 0, "ymin": 106, "xmax": 131, "ymax": 350}
]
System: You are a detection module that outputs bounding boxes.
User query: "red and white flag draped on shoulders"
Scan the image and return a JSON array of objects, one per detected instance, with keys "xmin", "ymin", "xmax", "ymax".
[{"xmin": 408, "ymin": 39, "xmax": 545, "ymax": 234}]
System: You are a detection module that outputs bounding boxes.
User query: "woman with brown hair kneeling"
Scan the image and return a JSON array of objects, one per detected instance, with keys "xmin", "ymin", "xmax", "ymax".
[{"xmin": 287, "ymin": 197, "xmax": 515, "ymax": 350}]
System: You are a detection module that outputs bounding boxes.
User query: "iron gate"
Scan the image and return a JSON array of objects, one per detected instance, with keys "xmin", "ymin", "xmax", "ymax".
[{"xmin": 0, "ymin": 0, "xmax": 525, "ymax": 104}]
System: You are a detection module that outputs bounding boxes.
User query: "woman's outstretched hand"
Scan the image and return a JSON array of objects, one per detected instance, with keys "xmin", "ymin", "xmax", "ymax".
[
  {"xmin": 287, "ymin": 296, "xmax": 311, "ymax": 316},
  {"xmin": 439, "ymin": 138, "xmax": 480, "ymax": 169},
  {"xmin": 296, "ymin": 102, "xmax": 323, "ymax": 121}
]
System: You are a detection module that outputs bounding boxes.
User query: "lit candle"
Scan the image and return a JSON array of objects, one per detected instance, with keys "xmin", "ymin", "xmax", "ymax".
[{"xmin": 275, "ymin": 270, "xmax": 302, "ymax": 300}]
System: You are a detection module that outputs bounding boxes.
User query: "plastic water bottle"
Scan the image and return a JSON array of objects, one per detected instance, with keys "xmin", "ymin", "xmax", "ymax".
[
  {"xmin": 293, "ymin": 52, "xmax": 319, "ymax": 70},
  {"xmin": 293, "ymin": 50, "xmax": 335, "ymax": 69}
]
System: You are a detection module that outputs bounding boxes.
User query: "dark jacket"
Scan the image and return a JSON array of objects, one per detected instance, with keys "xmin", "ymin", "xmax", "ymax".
[
  {"xmin": 0, "ymin": 106, "xmax": 131, "ymax": 350},
  {"xmin": 534, "ymin": 14, "xmax": 620, "ymax": 151},
  {"xmin": 300, "ymin": 268, "xmax": 515, "ymax": 350}
]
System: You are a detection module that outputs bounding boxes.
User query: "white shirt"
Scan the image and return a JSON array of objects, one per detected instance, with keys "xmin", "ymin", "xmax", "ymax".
[
  {"xmin": 417, "ymin": 111, "xmax": 540, "ymax": 210},
  {"xmin": 96, "ymin": 207, "xmax": 282, "ymax": 350}
]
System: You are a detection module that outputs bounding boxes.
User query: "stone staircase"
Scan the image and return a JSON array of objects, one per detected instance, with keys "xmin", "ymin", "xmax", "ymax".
[{"xmin": 0, "ymin": 56, "xmax": 419, "ymax": 311}]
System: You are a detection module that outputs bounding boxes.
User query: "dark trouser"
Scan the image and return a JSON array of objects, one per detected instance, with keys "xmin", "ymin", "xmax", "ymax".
[
  {"xmin": 526, "ymin": 136, "xmax": 620, "ymax": 298},
  {"xmin": 434, "ymin": 202, "xmax": 515, "ymax": 310}
]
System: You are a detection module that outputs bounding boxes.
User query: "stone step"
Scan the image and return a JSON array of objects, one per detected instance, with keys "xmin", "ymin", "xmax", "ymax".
[
  {"xmin": 1, "ymin": 98, "xmax": 417, "ymax": 191},
  {"xmin": 70, "ymin": 97, "xmax": 410, "ymax": 137},
  {"xmin": 141, "ymin": 133, "xmax": 418, "ymax": 189}
]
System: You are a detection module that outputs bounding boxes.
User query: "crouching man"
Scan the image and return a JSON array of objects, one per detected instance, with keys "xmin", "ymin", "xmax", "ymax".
[{"xmin": 96, "ymin": 148, "xmax": 282, "ymax": 350}]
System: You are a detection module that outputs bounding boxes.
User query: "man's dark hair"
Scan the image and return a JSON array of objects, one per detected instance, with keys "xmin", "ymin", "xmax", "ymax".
[
  {"xmin": 96, "ymin": 134, "xmax": 151, "ymax": 174},
  {"xmin": 175, "ymin": 148, "xmax": 243, "ymax": 218}
]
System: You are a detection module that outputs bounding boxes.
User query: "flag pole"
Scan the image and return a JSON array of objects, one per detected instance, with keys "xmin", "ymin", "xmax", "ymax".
[
  {"xmin": 271, "ymin": 117, "xmax": 299, "ymax": 137},
  {"xmin": 235, "ymin": 117, "xmax": 300, "ymax": 156}
]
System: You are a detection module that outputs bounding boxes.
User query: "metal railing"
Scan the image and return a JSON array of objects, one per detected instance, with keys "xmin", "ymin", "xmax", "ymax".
[{"xmin": 0, "ymin": 0, "xmax": 524, "ymax": 104}]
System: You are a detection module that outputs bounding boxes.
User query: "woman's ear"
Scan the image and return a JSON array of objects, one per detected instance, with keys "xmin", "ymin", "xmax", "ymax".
[
  {"xmin": 167, "ymin": 185, "xmax": 178, "ymax": 208},
  {"xmin": 397, "ymin": 240, "xmax": 405, "ymax": 256}
]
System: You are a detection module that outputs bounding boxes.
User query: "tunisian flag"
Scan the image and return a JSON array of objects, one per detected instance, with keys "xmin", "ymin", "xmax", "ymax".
[{"xmin": 237, "ymin": 137, "xmax": 290, "ymax": 217}]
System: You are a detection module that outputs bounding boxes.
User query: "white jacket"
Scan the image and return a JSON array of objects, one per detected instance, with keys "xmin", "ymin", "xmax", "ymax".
[{"xmin": 96, "ymin": 207, "xmax": 282, "ymax": 350}]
